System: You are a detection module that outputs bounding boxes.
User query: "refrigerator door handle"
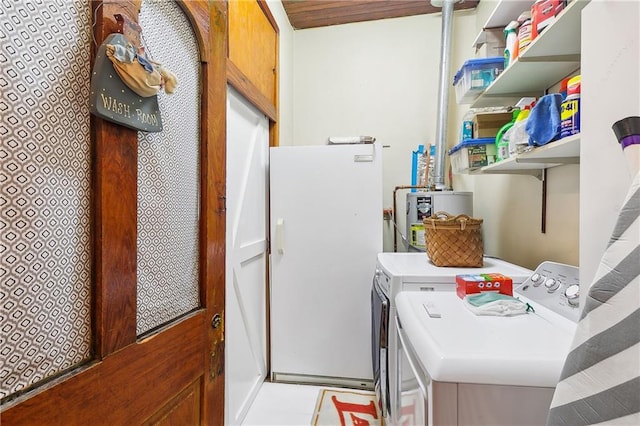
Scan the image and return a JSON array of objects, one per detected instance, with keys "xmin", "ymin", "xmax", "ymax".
[
  {"xmin": 276, "ymin": 218, "xmax": 285, "ymax": 254},
  {"xmin": 354, "ymin": 144, "xmax": 376, "ymax": 162},
  {"xmin": 354, "ymin": 154, "xmax": 374, "ymax": 162}
]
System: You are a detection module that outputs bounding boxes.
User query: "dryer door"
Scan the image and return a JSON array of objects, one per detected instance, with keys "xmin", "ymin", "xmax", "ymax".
[{"xmin": 371, "ymin": 276, "xmax": 389, "ymax": 417}]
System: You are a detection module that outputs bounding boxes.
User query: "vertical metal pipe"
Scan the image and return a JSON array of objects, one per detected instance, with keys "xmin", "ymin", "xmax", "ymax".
[{"xmin": 433, "ymin": 0, "xmax": 457, "ymax": 190}]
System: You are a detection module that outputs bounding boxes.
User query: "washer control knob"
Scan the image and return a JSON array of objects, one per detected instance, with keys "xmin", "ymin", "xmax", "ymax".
[
  {"xmin": 531, "ymin": 273, "xmax": 543, "ymax": 286},
  {"xmin": 545, "ymin": 278, "xmax": 560, "ymax": 292},
  {"xmin": 565, "ymin": 284, "xmax": 580, "ymax": 306}
]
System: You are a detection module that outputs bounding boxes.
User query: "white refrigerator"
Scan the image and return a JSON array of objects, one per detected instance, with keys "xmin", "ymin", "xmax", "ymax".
[{"xmin": 269, "ymin": 143, "xmax": 382, "ymax": 386}]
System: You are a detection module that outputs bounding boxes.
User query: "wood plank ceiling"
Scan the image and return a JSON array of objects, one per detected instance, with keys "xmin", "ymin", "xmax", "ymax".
[{"xmin": 281, "ymin": 0, "xmax": 479, "ymax": 30}]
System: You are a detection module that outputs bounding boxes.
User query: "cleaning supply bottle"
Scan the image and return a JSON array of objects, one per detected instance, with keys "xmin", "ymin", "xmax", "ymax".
[
  {"xmin": 560, "ymin": 75, "xmax": 581, "ymax": 138},
  {"xmin": 496, "ymin": 109, "xmax": 519, "ymax": 161},
  {"xmin": 496, "ymin": 97, "xmax": 537, "ymax": 161},
  {"xmin": 460, "ymin": 109, "xmax": 474, "ymax": 142},
  {"xmin": 509, "ymin": 106, "xmax": 534, "ymax": 156},
  {"xmin": 518, "ymin": 18, "xmax": 533, "ymax": 54},
  {"xmin": 503, "ymin": 21, "xmax": 519, "ymax": 68}
]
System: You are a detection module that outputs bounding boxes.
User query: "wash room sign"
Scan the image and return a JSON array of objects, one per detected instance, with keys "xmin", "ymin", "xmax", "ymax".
[{"xmin": 90, "ymin": 33, "xmax": 163, "ymax": 132}]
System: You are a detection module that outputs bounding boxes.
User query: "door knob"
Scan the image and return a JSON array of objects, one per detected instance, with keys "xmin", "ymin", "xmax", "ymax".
[{"xmin": 211, "ymin": 314, "xmax": 222, "ymax": 329}]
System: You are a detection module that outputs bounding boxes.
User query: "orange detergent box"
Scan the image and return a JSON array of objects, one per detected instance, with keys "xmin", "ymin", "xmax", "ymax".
[{"xmin": 456, "ymin": 273, "xmax": 513, "ymax": 298}]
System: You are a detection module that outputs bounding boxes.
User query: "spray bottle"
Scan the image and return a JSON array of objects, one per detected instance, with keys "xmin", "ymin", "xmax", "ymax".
[{"xmin": 504, "ymin": 20, "xmax": 519, "ymax": 68}]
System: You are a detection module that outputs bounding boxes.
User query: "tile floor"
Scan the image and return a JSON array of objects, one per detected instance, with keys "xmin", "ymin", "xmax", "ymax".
[{"xmin": 241, "ymin": 382, "xmax": 344, "ymax": 426}]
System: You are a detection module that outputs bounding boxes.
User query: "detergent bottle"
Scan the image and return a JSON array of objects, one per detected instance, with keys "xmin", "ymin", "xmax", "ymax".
[
  {"xmin": 495, "ymin": 109, "xmax": 519, "ymax": 161},
  {"xmin": 496, "ymin": 97, "xmax": 537, "ymax": 161},
  {"xmin": 509, "ymin": 105, "xmax": 536, "ymax": 156}
]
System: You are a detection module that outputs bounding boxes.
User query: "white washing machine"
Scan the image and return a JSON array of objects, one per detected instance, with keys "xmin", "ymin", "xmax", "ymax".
[
  {"xmin": 371, "ymin": 253, "xmax": 533, "ymax": 424},
  {"xmin": 395, "ymin": 261, "xmax": 581, "ymax": 426}
]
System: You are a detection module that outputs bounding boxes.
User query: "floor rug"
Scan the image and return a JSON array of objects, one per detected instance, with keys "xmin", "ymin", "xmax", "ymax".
[{"xmin": 311, "ymin": 388, "xmax": 382, "ymax": 426}]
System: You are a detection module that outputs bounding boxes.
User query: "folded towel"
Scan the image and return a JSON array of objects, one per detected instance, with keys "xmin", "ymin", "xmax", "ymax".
[
  {"xmin": 327, "ymin": 136, "xmax": 376, "ymax": 145},
  {"xmin": 526, "ymin": 93, "xmax": 563, "ymax": 146},
  {"xmin": 463, "ymin": 293, "xmax": 530, "ymax": 316}
]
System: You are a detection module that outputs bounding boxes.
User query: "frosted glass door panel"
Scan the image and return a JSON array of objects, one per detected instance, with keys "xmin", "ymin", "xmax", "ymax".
[
  {"xmin": 136, "ymin": 0, "xmax": 201, "ymax": 335},
  {"xmin": 1, "ymin": 0, "xmax": 92, "ymax": 400}
]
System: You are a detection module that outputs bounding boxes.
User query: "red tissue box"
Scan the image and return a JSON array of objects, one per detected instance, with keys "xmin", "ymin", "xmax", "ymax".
[{"xmin": 456, "ymin": 273, "xmax": 513, "ymax": 299}]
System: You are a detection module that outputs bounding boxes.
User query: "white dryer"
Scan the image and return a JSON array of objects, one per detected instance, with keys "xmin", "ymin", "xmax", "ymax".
[
  {"xmin": 395, "ymin": 261, "xmax": 580, "ymax": 425},
  {"xmin": 371, "ymin": 253, "xmax": 532, "ymax": 424}
]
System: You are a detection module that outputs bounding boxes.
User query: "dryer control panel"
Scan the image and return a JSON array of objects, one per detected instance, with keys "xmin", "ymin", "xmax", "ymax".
[{"xmin": 514, "ymin": 261, "xmax": 581, "ymax": 323}]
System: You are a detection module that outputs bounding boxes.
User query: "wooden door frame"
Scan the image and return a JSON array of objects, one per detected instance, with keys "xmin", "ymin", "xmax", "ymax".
[
  {"xmin": 1, "ymin": 0, "xmax": 227, "ymax": 423},
  {"xmin": 200, "ymin": 1, "xmax": 227, "ymax": 421},
  {"xmin": 226, "ymin": 0, "xmax": 279, "ymax": 147},
  {"xmin": 225, "ymin": 0, "xmax": 280, "ymax": 384}
]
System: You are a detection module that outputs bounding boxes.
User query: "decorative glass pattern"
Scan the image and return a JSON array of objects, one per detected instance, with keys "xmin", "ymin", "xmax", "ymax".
[
  {"xmin": 136, "ymin": 0, "xmax": 201, "ymax": 335},
  {"xmin": 0, "ymin": 0, "xmax": 92, "ymax": 400}
]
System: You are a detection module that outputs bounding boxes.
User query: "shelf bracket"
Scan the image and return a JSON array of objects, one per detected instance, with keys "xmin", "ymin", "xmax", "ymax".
[
  {"xmin": 541, "ymin": 168, "xmax": 547, "ymax": 234},
  {"xmin": 532, "ymin": 169, "xmax": 544, "ymax": 181}
]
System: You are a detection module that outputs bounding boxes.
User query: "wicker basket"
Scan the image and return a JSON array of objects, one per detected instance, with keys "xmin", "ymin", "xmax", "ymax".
[{"xmin": 423, "ymin": 211, "xmax": 484, "ymax": 267}]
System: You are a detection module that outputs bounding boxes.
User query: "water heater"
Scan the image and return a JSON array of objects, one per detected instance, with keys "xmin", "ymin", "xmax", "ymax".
[{"xmin": 406, "ymin": 191, "xmax": 473, "ymax": 252}]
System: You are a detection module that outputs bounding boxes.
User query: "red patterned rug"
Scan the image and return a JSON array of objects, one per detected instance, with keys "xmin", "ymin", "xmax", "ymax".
[{"xmin": 311, "ymin": 388, "xmax": 382, "ymax": 426}]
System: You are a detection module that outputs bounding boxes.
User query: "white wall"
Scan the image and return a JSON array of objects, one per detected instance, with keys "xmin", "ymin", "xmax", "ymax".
[
  {"xmin": 291, "ymin": 10, "xmax": 477, "ymax": 252},
  {"xmin": 580, "ymin": 0, "xmax": 640, "ymax": 289}
]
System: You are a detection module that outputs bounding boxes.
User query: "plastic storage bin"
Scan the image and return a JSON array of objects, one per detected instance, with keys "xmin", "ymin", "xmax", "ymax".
[
  {"xmin": 449, "ymin": 138, "xmax": 497, "ymax": 173},
  {"xmin": 453, "ymin": 57, "xmax": 505, "ymax": 104}
]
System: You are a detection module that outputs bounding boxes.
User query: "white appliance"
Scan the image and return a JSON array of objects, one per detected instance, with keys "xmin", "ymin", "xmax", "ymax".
[
  {"xmin": 269, "ymin": 143, "xmax": 382, "ymax": 386},
  {"xmin": 395, "ymin": 261, "xmax": 581, "ymax": 425},
  {"xmin": 405, "ymin": 191, "xmax": 473, "ymax": 251},
  {"xmin": 371, "ymin": 253, "xmax": 533, "ymax": 423}
]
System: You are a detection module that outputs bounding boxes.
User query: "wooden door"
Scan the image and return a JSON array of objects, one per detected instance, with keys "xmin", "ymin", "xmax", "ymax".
[{"xmin": 0, "ymin": 1, "xmax": 227, "ymax": 424}]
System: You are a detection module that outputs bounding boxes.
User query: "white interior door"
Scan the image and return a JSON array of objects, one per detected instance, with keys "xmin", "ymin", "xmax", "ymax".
[{"xmin": 225, "ymin": 87, "xmax": 269, "ymax": 425}]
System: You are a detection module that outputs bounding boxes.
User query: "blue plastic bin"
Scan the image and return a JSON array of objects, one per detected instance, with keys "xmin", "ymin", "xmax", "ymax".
[
  {"xmin": 448, "ymin": 138, "xmax": 497, "ymax": 173},
  {"xmin": 453, "ymin": 57, "xmax": 505, "ymax": 104}
]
